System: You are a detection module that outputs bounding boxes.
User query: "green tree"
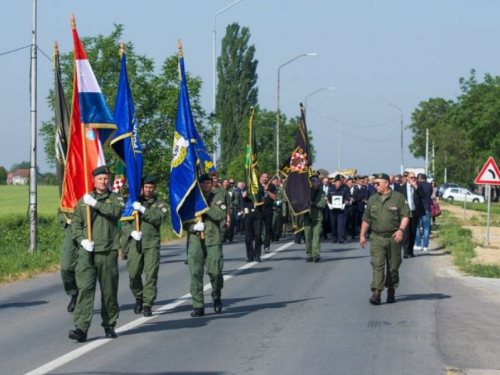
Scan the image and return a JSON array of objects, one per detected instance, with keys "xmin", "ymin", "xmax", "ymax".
[
  {"xmin": 0, "ymin": 167, "xmax": 7, "ymax": 185},
  {"xmin": 39, "ymin": 24, "xmax": 210, "ymax": 200},
  {"xmin": 216, "ymin": 23, "xmax": 258, "ymax": 174},
  {"xmin": 408, "ymin": 70, "xmax": 500, "ymax": 186}
]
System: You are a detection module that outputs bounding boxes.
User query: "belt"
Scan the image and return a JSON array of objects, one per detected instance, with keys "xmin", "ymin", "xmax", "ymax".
[{"xmin": 372, "ymin": 231, "xmax": 394, "ymax": 238}]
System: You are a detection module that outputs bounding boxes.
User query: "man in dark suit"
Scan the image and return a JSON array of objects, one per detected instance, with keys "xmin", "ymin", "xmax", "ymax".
[
  {"xmin": 327, "ymin": 175, "xmax": 349, "ymax": 243},
  {"xmin": 345, "ymin": 178, "xmax": 358, "ymax": 239},
  {"xmin": 400, "ymin": 171, "xmax": 425, "ymax": 258},
  {"xmin": 320, "ymin": 176, "xmax": 332, "ymax": 239},
  {"xmin": 354, "ymin": 177, "xmax": 368, "ymax": 236},
  {"xmin": 393, "ymin": 174, "xmax": 403, "ymax": 193}
]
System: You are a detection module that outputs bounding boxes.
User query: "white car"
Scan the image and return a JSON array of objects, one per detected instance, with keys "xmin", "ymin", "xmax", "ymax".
[{"xmin": 442, "ymin": 187, "xmax": 485, "ymax": 203}]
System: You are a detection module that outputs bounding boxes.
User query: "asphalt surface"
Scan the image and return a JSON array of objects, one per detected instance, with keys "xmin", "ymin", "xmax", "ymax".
[{"xmin": 1, "ymin": 234, "xmax": 500, "ymax": 375}]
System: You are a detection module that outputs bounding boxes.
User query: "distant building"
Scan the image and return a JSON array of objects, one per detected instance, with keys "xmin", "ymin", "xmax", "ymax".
[{"xmin": 8, "ymin": 169, "xmax": 29, "ymax": 185}]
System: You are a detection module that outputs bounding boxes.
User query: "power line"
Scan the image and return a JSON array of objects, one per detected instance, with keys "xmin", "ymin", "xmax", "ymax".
[
  {"xmin": 307, "ymin": 105, "xmax": 399, "ymax": 128},
  {"xmin": 36, "ymin": 46, "xmax": 52, "ymax": 62},
  {"xmin": 341, "ymin": 131, "xmax": 412, "ymax": 142},
  {"xmin": 0, "ymin": 44, "xmax": 31, "ymax": 57}
]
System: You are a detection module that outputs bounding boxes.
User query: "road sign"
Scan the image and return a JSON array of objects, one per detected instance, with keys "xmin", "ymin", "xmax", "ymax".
[{"xmin": 475, "ymin": 157, "xmax": 500, "ymax": 185}]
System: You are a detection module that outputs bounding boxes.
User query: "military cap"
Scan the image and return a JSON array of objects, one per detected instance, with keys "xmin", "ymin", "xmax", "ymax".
[
  {"xmin": 142, "ymin": 174, "xmax": 156, "ymax": 185},
  {"xmin": 334, "ymin": 175, "xmax": 342, "ymax": 182},
  {"xmin": 310, "ymin": 173, "xmax": 320, "ymax": 182},
  {"xmin": 199, "ymin": 173, "xmax": 212, "ymax": 183},
  {"xmin": 374, "ymin": 173, "xmax": 390, "ymax": 181},
  {"xmin": 92, "ymin": 165, "xmax": 110, "ymax": 176}
]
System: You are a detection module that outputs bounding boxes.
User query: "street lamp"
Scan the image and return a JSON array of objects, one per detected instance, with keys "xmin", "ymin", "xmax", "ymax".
[
  {"xmin": 387, "ymin": 102, "xmax": 404, "ymax": 174},
  {"xmin": 213, "ymin": 0, "xmax": 244, "ymax": 168},
  {"xmin": 276, "ymin": 53, "xmax": 317, "ymax": 172},
  {"xmin": 304, "ymin": 86, "xmax": 335, "ymax": 118}
]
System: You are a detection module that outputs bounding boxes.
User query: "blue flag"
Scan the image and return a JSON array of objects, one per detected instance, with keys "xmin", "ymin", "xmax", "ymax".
[
  {"xmin": 111, "ymin": 52, "xmax": 143, "ymax": 220},
  {"xmin": 169, "ymin": 52, "xmax": 209, "ymax": 236}
]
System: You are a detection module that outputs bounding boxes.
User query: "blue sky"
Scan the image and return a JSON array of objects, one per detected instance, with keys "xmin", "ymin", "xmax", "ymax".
[{"xmin": 1, "ymin": 0, "xmax": 500, "ymax": 176}]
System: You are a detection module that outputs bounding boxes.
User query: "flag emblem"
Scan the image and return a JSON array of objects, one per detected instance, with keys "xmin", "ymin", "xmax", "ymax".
[
  {"xmin": 172, "ymin": 131, "xmax": 189, "ymax": 168},
  {"xmin": 290, "ymin": 150, "xmax": 307, "ymax": 172}
]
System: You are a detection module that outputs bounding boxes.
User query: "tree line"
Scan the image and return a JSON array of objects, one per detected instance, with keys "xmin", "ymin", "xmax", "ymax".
[
  {"xmin": 408, "ymin": 69, "xmax": 500, "ymax": 187},
  {"xmin": 39, "ymin": 23, "xmax": 306, "ymax": 200}
]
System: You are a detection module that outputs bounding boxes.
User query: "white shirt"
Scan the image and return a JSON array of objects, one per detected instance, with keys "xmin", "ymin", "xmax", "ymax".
[{"xmin": 406, "ymin": 183, "xmax": 415, "ymax": 211}]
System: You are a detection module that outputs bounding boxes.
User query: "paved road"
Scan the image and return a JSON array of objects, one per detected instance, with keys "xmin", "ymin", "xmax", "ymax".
[{"xmin": 1, "ymin": 234, "xmax": 500, "ymax": 375}]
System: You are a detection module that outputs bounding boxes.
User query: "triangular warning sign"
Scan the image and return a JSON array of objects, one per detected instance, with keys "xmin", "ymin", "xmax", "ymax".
[{"xmin": 475, "ymin": 157, "xmax": 500, "ymax": 185}]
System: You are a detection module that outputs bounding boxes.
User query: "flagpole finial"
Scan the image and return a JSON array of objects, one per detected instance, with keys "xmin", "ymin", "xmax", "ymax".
[
  {"xmin": 54, "ymin": 41, "xmax": 59, "ymax": 55},
  {"xmin": 70, "ymin": 14, "xmax": 76, "ymax": 29},
  {"xmin": 120, "ymin": 42, "xmax": 125, "ymax": 56},
  {"xmin": 178, "ymin": 39, "xmax": 183, "ymax": 57}
]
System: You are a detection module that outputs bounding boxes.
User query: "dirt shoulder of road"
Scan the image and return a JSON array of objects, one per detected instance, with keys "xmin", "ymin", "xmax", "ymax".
[{"xmin": 440, "ymin": 202, "xmax": 500, "ymax": 265}]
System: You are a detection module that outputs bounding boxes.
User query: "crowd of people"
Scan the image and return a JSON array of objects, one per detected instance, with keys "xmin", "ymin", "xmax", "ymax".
[{"xmin": 59, "ymin": 166, "xmax": 440, "ymax": 342}]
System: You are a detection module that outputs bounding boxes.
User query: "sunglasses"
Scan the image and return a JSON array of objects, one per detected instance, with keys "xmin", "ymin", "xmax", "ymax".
[
  {"xmin": 375, "ymin": 182, "xmax": 381, "ymax": 186},
  {"xmin": 409, "ymin": 176, "xmax": 415, "ymax": 179}
]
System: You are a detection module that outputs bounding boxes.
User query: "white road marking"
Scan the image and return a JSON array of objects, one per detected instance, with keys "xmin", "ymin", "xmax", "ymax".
[{"xmin": 24, "ymin": 241, "xmax": 295, "ymax": 375}]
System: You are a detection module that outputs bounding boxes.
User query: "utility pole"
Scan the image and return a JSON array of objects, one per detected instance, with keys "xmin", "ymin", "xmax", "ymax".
[
  {"xmin": 338, "ymin": 123, "xmax": 342, "ymax": 171},
  {"xmin": 432, "ymin": 141, "xmax": 435, "ymax": 179},
  {"xmin": 29, "ymin": 0, "xmax": 37, "ymax": 253},
  {"xmin": 425, "ymin": 128, "xmax": 429, "ymax": 175}
]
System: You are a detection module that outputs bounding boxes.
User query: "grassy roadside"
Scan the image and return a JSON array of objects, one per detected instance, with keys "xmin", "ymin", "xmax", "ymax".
[
  {"xmin": 444, "ymin": 199, "xmax": 500, "ymax": 215},
  {"xmin": 436, "ymin": 210, "xmax": 500, "ymax": 278},
  {"xmin": 0, "ymin": 185, "xmax": 181, "ymax": 284}
]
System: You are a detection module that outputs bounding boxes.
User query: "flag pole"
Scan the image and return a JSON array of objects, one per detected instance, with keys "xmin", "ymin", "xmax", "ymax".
[
  {"xmin": 179, "ymin": 39, "xmax": 205, "ymax": 240},
  {"xmin": 72, "ymin": 14, "xmax": 93, "ymax": 264},
  {"xmin": 121, "ymin": 41, "xmax": 143, "ymax": 252}
]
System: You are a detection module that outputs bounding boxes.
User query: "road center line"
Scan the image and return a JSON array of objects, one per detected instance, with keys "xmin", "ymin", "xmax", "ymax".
[{"xmin": 24, "ymin": 241, "xmax": 295, "ymax": 375}]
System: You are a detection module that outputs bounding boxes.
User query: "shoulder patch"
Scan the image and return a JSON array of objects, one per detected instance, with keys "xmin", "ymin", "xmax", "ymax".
[
  {"xmin": 158, "ymin": 203, "xmax": 165, "ymax": 208},
  {"xmin": 117, "ymin": 196, "xmax": 124, "ymax": 201},
  {"xmin": 162, "ymin": 207, "xmax": 167, "ymax": 213},
  {"xmin": 221, "ymin": 205, "xmax": 227, "ymax": 210}
]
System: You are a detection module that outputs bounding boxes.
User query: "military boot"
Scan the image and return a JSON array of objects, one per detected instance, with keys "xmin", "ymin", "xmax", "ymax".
[
  {"xmin": 68, "ymin": 328, "xmax": 87, "ymax": 342},
  {"xmin": 143, "ymin": 305, "xmax": 152, "ymax": 317},
  {"xmin": 190, "ymin": 308, "xmax": 205, "ymax": 317},
  {"xmin": 214, "ymin": 299, "xmax": 222, "ymax": 314},
  {"xmin": 369, "ymin": 289, "xmax": 381, "ymax": 305},
  {"xmin": 67, "ymin": 294, "xmax": 77, "ymax": 313},
  {"xmin": 134, "ymin": 298, "xmax": 143, "ymax": 314},
  {"xmin": 387, "ymin": 288, "xmax": 396, "ymax": 304},
  {"xmin": 105, "ymin": 327, "xmax": 117, "ymax": 339}
]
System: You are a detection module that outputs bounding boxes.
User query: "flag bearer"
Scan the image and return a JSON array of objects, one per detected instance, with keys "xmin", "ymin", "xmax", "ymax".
[
  {"xmin": 123, "ymin": 174, "xmax": 167, "ymax": 317},
  {"xmin": 69, "ymin": 166, "xmax": 124, "ymax": 342},
  {"xmin": 184, "ymin": 174, "xmax": 226, "ymax": 317},
  {"xmin": 304, "ymin": 174, "xmax": 326, "ymax": 263}
]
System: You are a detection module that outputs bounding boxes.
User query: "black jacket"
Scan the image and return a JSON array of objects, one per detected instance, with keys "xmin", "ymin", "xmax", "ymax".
[{"xmin": 400, "ymin": 183, "xmax": 426, "ymax": 218}]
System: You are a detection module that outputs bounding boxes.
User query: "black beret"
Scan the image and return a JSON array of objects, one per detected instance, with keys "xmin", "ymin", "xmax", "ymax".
[
  {"xmin": 199, "ymin": 173, "xmax": 212, "ymax": 183},
  {"xmin": 374, "ymin": 173, "xmax": 390, "ymax": 181},
  {"xmin": 142, "ymin": 174, "xmax": 156, "ymax": 185},
  {"xmin": 92, "ymin": 165, "xmax": 110, "ymax": 176}
]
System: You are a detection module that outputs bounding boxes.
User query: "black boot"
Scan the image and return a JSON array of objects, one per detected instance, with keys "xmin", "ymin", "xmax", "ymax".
[
  {"xmin": 143, "ymin": 305, "xmax": 152, "ymax": 317},
  {"xmin": 104, "ymin": 327, "xmax": 117, "ymax": 338},
  {"xmin": 369, "ymin": 289, "xmax": 381, "ymax": 305},
  {"xmin": 67, "ymin": 294, "xmax": 77, "ymax": 313},
  {"xmin": 134, "ymin": 298, "xmax": 143, "ymax": 314},
  {"xmin": 68, "ymin": 328, "xmax": 87, "ymax": 342},
  {"xmin": 190, "ymin": 308, "xmax": 205, "ymax": 317},
  {"xmin": 386, "ymin": 288, "xmax": 396, "ymax": 304},
  {"xmin": 214, "ymin": 299, "xmax": 222, "ymax": 314}
]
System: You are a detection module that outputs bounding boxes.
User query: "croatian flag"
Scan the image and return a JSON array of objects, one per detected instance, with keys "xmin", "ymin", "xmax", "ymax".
[{"xmin": 60, "ymin": 16, "xmax": 117, "ymax": 213}]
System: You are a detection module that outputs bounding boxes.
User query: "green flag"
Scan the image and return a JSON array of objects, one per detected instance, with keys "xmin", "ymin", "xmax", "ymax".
[{"xmin": 245, "ymin": 107, "xmax": 262, "ymax": 206}]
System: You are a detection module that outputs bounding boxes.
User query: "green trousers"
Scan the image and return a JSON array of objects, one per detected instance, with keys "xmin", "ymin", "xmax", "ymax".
[
  {"xmin": 272, "ymin": 209, "xmax": 282, "ymax": 239},
  {"xmin": 304, "ymin": 217, "xmax": 322, "ymax": 258},
  {"xmin": 60, "ymin": 225, "xmax": 79, "ymax": 296},
  {"xmin": 73, "ymin": 249, "xmax": 119, "ymax": 333},
  {"xmin": 127, "ymin": 244, "xmax": 160, "ymax": 307},
  {"xmin": 370, "ymin": 234, "xmax": 402, "ymax": 291},
  {"xmin": 188, "ymin": 238, "xmax": 223, "ymax": 308}
]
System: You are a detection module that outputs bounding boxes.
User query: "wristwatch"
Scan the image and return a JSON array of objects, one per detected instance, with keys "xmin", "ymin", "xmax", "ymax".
[{"xmin": 398, "ymin": 228, "xmax": 405, "ymax": 232}]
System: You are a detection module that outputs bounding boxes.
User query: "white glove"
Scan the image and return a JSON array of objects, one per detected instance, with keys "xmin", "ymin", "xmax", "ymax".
[
  {"xmin": 194, "ymin": 222, "xmax": 205, "ymax": 232},
  {"xmin": 81, "ymin": 239, "xmax": 94, "ymax": 252},
  {"xmin": 327, "ymin": 203, "xmax": 334, "ymax": 210},
  {"xmin": 83, "ymin": 194, "xmax": 97, "ymax": 207},
  {"xmin": 131, "ymin": 230, "xmax": 142, "ymax": 241},
  {"xmin": 133, "ymin": 201, "xmax": 146, "ymax": 214}
]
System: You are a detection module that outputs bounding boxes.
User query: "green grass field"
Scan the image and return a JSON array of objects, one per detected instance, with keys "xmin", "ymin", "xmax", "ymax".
[
  {"xmin": 444, "ymin": 199, "xmax": 500, "ymax": 215},
  {"xmin": 0, "ymin": 185, "xmax": 60, "ymax": 216}
]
